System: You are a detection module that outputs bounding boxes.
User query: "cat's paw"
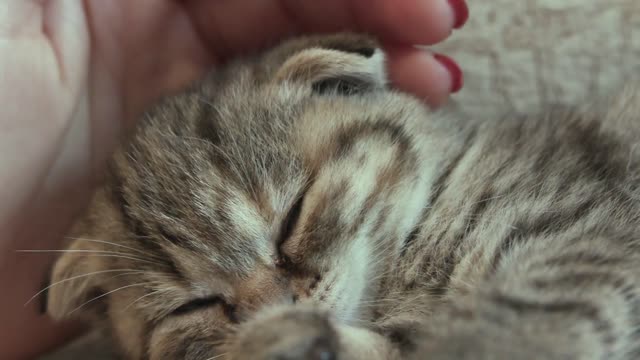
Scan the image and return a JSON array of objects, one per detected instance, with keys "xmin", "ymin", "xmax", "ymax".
[{"xmin": 226, "ymin": 304, "xmax": 339, "ymax": 360}]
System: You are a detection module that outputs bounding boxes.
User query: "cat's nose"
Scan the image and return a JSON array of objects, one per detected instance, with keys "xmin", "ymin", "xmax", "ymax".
[
  {"xmin": 298, "ymin": 337, "xmax": 336, "ymax": 360},
  {"xmin": 272, "ymin": 291, "xmax": 297, "ymax": 305},
  {"xmin": 235, "ymin": 267, "xmax": 293, "ymax": 303},
  {"xmin": 306, "ymin": 340, "xmax": 336, "ymax": 360},
  {"xmin": 290, "ymin": 274, "xmax": 321, "ymax": 302}
]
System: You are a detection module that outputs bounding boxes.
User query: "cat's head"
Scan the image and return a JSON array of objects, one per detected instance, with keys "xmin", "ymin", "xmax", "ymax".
[{"xmin": 47, "ymin": 33, "xmax": 436, "ymax": 358}]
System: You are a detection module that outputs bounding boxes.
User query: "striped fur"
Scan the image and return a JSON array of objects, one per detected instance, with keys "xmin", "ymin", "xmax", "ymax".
[{"xmin": 47, "ymin": 34, "xmax": 640, "ymax": 359}]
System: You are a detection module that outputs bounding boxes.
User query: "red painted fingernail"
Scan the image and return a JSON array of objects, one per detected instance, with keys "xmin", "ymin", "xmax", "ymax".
[
  {"xmin": 448, "ymin": 0, "xmax": 469, "ymax": 29},
  {"xmin": 434, "ymin": 53, "xmax": 463, "ymax": 93}
]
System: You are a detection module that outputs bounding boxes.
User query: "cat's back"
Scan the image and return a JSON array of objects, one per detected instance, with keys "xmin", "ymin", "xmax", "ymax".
[
  {"xmin": 383, "ymin": 85, "xmax": 640, "ymax": 317},
  {"xmin": 478, "ymin": 84, "xmax": 640, "ymax": 191}
]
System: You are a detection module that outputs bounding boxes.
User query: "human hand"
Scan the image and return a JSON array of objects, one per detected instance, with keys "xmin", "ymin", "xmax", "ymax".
[{"xmin": 0, "ymin": 0, "xmax": 467, "ymax": 358}]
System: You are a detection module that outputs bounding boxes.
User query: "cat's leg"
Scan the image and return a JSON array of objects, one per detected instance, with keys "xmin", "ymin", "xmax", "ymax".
[
  {"xmin": 224, "ymin": 304, "xmax": 399, "ymax": 360},
  {"xmin": 401, "ymin": 234, "xmax": 640, "ymax": 359}
]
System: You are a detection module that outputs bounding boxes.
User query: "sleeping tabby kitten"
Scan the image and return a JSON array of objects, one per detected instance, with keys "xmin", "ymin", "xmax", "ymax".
[{"xmin": 46, "ymin": 33, "xmax": 640, "ymax": 359}]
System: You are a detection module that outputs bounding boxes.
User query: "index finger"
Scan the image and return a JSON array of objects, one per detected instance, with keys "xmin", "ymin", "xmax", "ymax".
[{"xmin": 183, "ymin": 0, "xmax": 461, "ymax": 59}]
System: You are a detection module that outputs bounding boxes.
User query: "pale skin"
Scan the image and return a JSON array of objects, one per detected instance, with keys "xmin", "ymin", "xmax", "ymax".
[{"xmin": 0, "ymin": 0, "xmax": 465, "ymax": 358}]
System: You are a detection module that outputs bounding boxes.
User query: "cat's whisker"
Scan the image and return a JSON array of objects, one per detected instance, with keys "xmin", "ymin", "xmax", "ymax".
[
  {"xmin": 121, "ymin": 270, "xmax": 166, "ymax": 283},
  {"xmin": 79, "ymin": 254, "xmax": 163, "ymax": 265},
  {"xmin": 356, "ymin": 297, "xmax": 412, "ymax": 308},
  {"xmin": 122, "ymin": 289, "xmax": 169, "ymax": 312},
  {"xmin": 68, "ymin": 283, "xmax": 149, "ymax": 316},
  {"xmin": 16, "ymin": 249, "xmax": 159, "ymax": 264},
  {"xmin": 193, "ymin": 95, "xmax": 219, "ymax": 111},
  {"xmin": 17, "ymin": 249, "xmax": 162, "ymax": 265},
  {"xmin": 204, "ymin": 352, "xmax": 229, "ymax": 360},
  {"xmin": 356, "ymin": 298, "xmax": 404, "ymax": 306},
  {"xmin": 202, "ymin": 338, "xmax": 229, "ymax": 347},
  {"xmin": 66, "ymin": 237, "xmax": 151, "ymax": 257},
  {"xmin": 106, "ymin": 270, "xmax": 150, "ymax": 281},
  {"xmin": 155, "ymin": 133, "xmax": 213, "ymax": 146},
  {"xmin": 356, "ymin": 291, "xmax": 432, "ymax": 310},
  {"xmin": 17, "ymin": 249, "xmax": 126, "ymax": 254},
  {"xmin": 24, "ymin": 268, "xmax": 141, "ymax": 306},
  {"xmin": 386, "ymin": 294, "xmax": 432, "ymax": 315}
]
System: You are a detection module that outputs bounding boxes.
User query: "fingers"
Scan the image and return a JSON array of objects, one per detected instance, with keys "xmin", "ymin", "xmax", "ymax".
[
  {"xmin": 386, "ymin": 47, "xmax": 462, "ymax": 107},
  {"xmin": 183, "ymin": 0, "xmax": 298, "ymax": 58},
  {"xmin": 350, "ymin": 0, "xmax": 463, "ymax": 45},
  {"xmin": 184, "ymin": 0, "xmax": 466, "ymax": 57},
  {"xmin": 41, "ymin": 0, "xmax": 90, "ymax": 90},
  {"xmin": 2, "ymin": 1, "xmax": 45, "ymax": 37},
  {"xmin": 86, "ymin": 0, "xmax": 212, "ymax": 123},
  {"xmin": 183, "ymin": 0, "xmax": 466, "ymax": 105},
  {"xmin": 280, "ymin": 0, "xmax": 459, "ymax": 45},
  {"xmin": 278, "ymin": 0, "xmax": 357, "ymax": 33},
  {"xmin": 2, "ymin": 0, "xmax": 89, "ymax": 89},
  {"xmin": 281, "ymin": 0, "xmax": 467, "ymax": 106}
]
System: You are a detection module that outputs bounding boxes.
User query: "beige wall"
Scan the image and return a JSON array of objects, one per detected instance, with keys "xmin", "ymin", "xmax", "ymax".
[{"xmin": 435, "ymin": 0, "xmax": 639, "ymax": 117}]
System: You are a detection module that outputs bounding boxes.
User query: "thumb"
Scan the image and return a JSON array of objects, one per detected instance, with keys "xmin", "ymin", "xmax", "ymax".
[
  {"xmin": 0, "ymin": 0, "xmax": 90, "ymax": 218},
  {"xmin": 1, "ymin": 0, "xmax": 89, "ymax": 91},
  {"xmin": 0, "ymin": 2, "xmax": 91, "ymax": 358}
]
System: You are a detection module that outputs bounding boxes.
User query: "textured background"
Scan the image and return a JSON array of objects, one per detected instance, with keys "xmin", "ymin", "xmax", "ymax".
[
  {"xmin": 436, "ymin": 0, "xmax": 639, "ymax": 118},
  {"xmin": 42, "ymin": 0, "xmax": 639, "ymax": 358}
]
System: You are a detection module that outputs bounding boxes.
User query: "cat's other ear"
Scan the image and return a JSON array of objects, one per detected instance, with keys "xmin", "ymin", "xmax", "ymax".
[
  {"xmin": 46, "ymin": 236, "xmax": 106, "ymax": 322},
  {"xmin": 273, "ymin": 33, "xmax": 387, "ymax": 95}
]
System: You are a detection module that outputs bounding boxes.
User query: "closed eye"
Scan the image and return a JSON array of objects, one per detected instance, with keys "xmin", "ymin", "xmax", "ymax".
[
  {"xmin": 276, "ymin": 194, "xmax": 306, "ymax": 269},
  {"xmin": 171, "ymin": 296, "xmax": 225, "ymax": 316},
  {"xmin": 312, "ymin": 75, "xmax": 372, "ymax": 96},
  {"xmin": 278, "ymin": 194, "xmax": 305, "ymax": 249}
]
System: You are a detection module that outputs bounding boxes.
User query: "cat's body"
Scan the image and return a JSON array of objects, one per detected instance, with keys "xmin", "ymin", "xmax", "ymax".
[{"xmin": 47, "ymin": 34, "xmax": 640, "ymax": 359}]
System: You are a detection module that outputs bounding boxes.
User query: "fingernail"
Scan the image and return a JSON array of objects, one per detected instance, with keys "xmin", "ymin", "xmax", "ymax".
[
  {"xmin": 447, "ymin": 0, "xmax": 469, "ymax": 29},
  {"xmin": 434, "ymin": 53, "xmax": 463, "ymax": 93}
]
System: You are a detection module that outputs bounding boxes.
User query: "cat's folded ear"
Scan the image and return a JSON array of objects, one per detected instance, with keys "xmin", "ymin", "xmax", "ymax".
[
  {"xmin": 272, "ymin": 33, "xmax": 387, "ymax": 95},
  {"xmin": 46, "ymin": 237, "xmax": 106, "ymax": 322}
]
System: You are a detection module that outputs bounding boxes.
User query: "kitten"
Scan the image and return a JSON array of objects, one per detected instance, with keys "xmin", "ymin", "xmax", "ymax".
[{"xmin": 45, "ymin": 33, "xmax": 640, "ymax": 360}]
